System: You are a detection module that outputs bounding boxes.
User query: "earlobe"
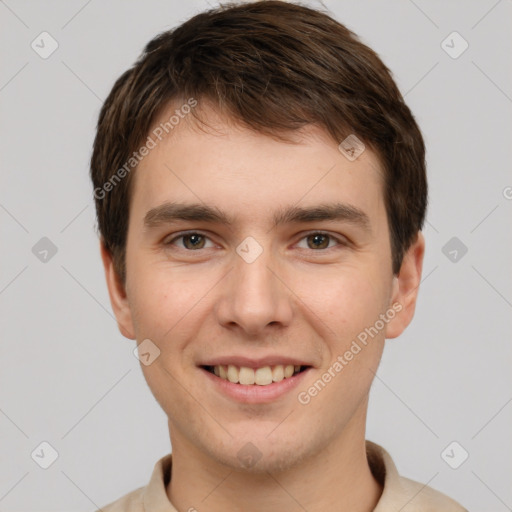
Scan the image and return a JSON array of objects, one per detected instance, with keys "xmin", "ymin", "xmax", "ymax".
[
  {"xmin": 100, "ymin": 240, "xmax": 136, "ymax": 340},
  {"xmin": 385, "ymin": 232, "xmax": 425, "ymax": 339}
]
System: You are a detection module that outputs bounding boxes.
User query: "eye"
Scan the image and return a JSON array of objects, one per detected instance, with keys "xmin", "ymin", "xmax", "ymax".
[
  {"xmin": 163, "ymin": 231, "xmax": 346, "ymax": 252},
  {"xmin": 296, "ymin": 232, "xmax": 346, "ymax": 250},
  {"xmin": 164, "ymin": 232, "xmax": 216, "ymax": 250}
]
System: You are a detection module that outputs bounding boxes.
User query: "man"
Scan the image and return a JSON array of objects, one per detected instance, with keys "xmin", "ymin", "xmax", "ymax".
[{"xmin": 91, "ymin": 1, "xmax": 467, "ymax": 510}]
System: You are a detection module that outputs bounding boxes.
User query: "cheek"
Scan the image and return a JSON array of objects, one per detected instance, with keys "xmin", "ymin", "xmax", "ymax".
[
  {"xmin": 303, "ymin": 264, "xmax": 389, "ymax": 338},
  {"xmin": 126, "ymin": 260, "xmax": 178, "ymax": 337},
  {"xmin": 127, "ymin": 261, "xmax": 221, "ymax": 355},
  {"xmin": 129, "ymin": 286, "xmax": 167, "ymax": 339}
]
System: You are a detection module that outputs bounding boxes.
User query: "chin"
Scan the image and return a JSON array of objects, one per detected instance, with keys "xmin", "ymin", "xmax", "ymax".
[{"xmin": 209, "ymin": 433, "xmax": 314, "ymax": 475}]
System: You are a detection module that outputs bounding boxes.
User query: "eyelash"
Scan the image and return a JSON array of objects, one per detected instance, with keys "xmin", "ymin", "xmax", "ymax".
[{"xmin": 164, "ymin": 231, "xmax": 347, "ymax": 252}]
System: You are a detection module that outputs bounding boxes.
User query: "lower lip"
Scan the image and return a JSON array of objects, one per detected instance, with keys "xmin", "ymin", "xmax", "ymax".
[{"xmin": 200, "ymin": 367, "xmax": 312, "ymax": 404}]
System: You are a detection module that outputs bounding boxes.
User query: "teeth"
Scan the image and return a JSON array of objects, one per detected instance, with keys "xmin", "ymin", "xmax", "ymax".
[
  {"xmin": 272, "ymin": 365, "xmax": 284, "ymax": 382},
  {"xmin": 284, "ymin": 365, "xmax": 294, "ymax": 378},
  {"xmin": 255, "ymin": 366, "xmax": 273, "ymax": 385},
  {"xmin": 239, "ymin": 366, "xmax": 255, "ymax": 385},
  {"xmin": 211, "ymin": 364, "xmax": 303, "ymax": 386},
  {"xmin": 227, "ymin": 364, "xmax": 239, "ymax": 383}
]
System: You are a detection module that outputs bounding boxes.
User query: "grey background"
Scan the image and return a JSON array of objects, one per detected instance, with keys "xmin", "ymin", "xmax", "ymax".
[{"xmin": 1, "ymin": 0, "xmax": 511, "ymax": 510}]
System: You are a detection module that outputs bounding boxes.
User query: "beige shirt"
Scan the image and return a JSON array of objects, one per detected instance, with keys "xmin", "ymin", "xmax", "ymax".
[{"xmin": 98, "ymin": 441, "xmax": 467, "ymax": 511}]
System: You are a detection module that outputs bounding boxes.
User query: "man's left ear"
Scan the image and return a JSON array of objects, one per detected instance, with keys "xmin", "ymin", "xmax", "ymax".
[{"xmin": 385, "ymin": 231, "xmax": 425, "ymax": 339}]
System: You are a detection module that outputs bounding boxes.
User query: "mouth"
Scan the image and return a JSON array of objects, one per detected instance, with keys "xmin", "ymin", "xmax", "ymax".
[{"xmin": 201, "ymin": 364, "xmax": 311, "ymax": 386}]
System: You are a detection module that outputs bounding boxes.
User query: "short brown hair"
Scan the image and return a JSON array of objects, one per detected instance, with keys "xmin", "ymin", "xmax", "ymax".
[{"xmin": 90, "ymin": 0, "xmax": 427, "ymax": 284}]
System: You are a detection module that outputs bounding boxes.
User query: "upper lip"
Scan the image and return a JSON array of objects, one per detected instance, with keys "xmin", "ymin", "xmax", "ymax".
[{"xmin": 199, "ymin": 355, "xmax": 313, "ymax": 369}]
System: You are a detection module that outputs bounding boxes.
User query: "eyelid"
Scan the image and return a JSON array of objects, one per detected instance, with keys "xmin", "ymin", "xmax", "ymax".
[
  {"xmin": 164, "ymin": 230, "xmax": 349, "ymax": 250},
  {"xmin": 163, "ymin": 230, "xmax": 216, "ymax": 247},
  {"xmin": 295, "ymin": 230, "xmax": 349, "ymax": 249}
]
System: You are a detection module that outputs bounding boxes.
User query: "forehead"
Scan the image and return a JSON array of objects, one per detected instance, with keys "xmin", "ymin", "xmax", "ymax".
[{"xmin": 130, "ymin": 104, "xmax": 385, "ymax": 227}]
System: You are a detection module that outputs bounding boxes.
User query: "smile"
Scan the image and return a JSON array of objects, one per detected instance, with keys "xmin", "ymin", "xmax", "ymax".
[{"xmin": 202, "ymin": 364, "xmax": 309, "ymax": 386}]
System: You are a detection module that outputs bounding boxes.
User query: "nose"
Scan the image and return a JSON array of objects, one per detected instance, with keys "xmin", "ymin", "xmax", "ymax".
[{"xmin": 215, "ymin": 243, "xmax": 294, "ymax": 337}]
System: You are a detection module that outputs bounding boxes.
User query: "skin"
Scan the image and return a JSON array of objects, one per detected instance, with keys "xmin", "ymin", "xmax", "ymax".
[{"xmin": 101, "ymin": 103, "xmax": 425, "ymax": 512}]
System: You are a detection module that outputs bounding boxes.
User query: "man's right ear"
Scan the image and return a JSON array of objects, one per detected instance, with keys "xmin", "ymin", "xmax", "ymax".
[{"xmin": 100, "ymin": 240, "xmax": 136, "ymax": 340}]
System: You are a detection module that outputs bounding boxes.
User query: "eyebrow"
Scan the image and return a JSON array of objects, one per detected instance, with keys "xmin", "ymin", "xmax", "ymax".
[{"xmin": 143, "ymin": 201, "xmax": 371, "ymax": 231}]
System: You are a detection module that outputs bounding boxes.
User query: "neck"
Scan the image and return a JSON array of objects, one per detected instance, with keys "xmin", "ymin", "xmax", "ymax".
[{"xmin": 166, "ymin": 410, "xmax": 383, "ymax": 512}]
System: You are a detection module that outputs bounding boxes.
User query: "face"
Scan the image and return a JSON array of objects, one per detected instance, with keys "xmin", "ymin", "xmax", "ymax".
[{"xmin": 102, "ymin": 103, "xmax": 424, "ymax": 473}]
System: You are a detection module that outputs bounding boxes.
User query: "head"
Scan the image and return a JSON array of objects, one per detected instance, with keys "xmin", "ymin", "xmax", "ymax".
[{"xmin": 91, "ymin": 0, "xmax": 426, "ymax": 473}]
